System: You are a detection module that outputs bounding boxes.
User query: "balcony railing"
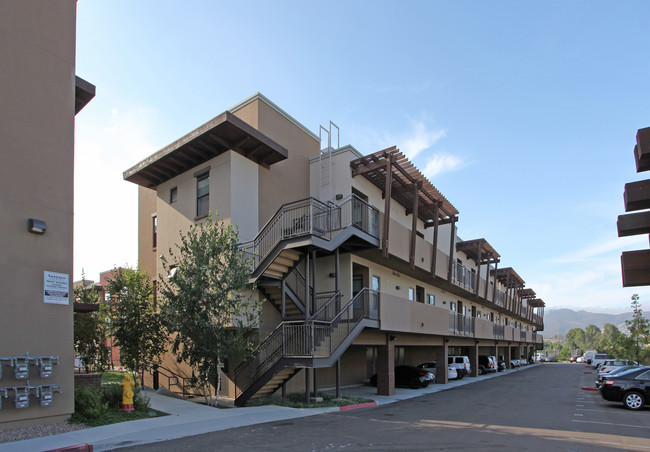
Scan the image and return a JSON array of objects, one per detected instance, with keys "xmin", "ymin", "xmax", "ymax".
[
  {"xmin": 451, "ymin": 262, "xmax": 476, "ymax": 292},
  {"xmin": 448, "ymin": 312, "xmax": 474, "ymax": 336},
  {"xmin": 493, "ymin": 323, "xmax": 504, "ymax": 339},
  {"xmin": 239, "ymin": 195, "xmax": 380, "ymax": 273},
  {"xmin": 494, "ymin": 289, "xmax": 505, "ymax": 308}
]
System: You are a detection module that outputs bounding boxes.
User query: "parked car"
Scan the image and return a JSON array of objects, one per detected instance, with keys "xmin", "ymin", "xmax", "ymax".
[
  {"xmin": 598, "ymin": 360, "xmax": 638, "ymax": 377},
  {"xmin": 591, "ymin": 354, "xmax": 612, "ymax": 369},
  {"xmin": 583, "ymin": 350, "xmax": 597, "ymax": 365},
  {"xmin": 497, "ymin": 356, "xmax": 507, "ymax": 372},
  {"xmin": 576, "ymin": 356, "xmax": 585, "ymax": 363},
  {"xmin": 448, "ymin": 356, "xmax": 471, "ymax": 378},
  {"xmin": 546, "ymin": 356, "xmax": 558, "ymax": 363},
  {"xmin": 417, "ymin": 362, "xmax": 458, "ymax": 380},
  {"xmin": 510, "ymin": 358, "xmax": 520, "ymax": 369},
  {"xmin": 569, "ymin": 356, "xmax": 578, "ymax": 363},
  {"xmin": 478, "ymin": 356, "xmax": 498, "ymax": 374},
  {"xmin": 595, "ymin": 365, "xmax": 641, "ymax": 388},
  {"xmin": 600, "ymin": 366, "xmax": 650, "ymax": 410},
  {"xmin": 370, "ymin": 365, "xmax": 435, "ymax": 389}
]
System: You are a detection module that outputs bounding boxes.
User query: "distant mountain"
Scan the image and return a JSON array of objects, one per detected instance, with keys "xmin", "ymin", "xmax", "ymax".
[{"xmin": 543, "ymin": 309, "xmax": 633, "ymax": 338}]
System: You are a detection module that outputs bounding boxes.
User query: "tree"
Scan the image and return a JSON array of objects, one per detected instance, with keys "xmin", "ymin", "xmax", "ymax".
[
  {"xmin": 160, "ymin": 213, "xmax": 260, "ymax": 407},
  {"xmin": 105, "ymin": 267, "xmax": 168, "ymax": 383},
  {"xmin": 598, "ymin": 323, "xmax": 622, "ymax": 356},
  {"xmin": 565, "ymin": 328, "xmax": 586, "ymax": 351},
  {"xmin": 625, "ymin": 294, "xmax": 650, "ymax": 364},
  {"xmin": 73, "ymin": 274, "xmax": 109, "ymax": 373},
  {"xmin": 584, "ymin": 324, "xmax": 602, "ymax": 350}
]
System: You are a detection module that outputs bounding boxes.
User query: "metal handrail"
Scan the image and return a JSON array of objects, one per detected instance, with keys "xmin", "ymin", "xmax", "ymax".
[{"xmin": 147, "ymin": 364, "xmax": 199, "ymax": 398}]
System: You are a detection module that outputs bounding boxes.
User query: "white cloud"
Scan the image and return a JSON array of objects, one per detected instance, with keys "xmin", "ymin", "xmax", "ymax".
[
  {"xmin": 401, "ymin": 121, "xmax": 446, "ymax": 160},
  {"xmin": 421, "ymin": 153, "xmax": 464, "ymax": 178},
  {"xmin": 74, "ymin": 106, "xmax": 159, "ymax": 282}
]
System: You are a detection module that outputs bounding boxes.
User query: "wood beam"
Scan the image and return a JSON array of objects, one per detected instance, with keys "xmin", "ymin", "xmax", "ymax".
[
  {"xmin": 351, "ymin": 158, "xmax": 385, "ymax": 177},
  {"xmin": 617, "ymin": 211, "xmax": 650, "ymax": 237},
  {"xmin": 382, "ymin": 155, "xmax": 394, "ymax": 258},
  {"xmin": 624, "ymin": 179, "xmax": 650, "ymax": 212},
  {"xmin": 431, "ymin": 201, "xmax": 440, "ymax": 277},
  {"xmin": 621, "ymin": 249, "xmax": 650, "ymax": 287},
  {"xmin": 447, "ymin": 217, "xmax": 456, "ymax": 283},
  {"xmin": 475, "ymin": 245, "xmax": 482, "ymax": 296},
  {"xmin": 409, "ymin": 181, "xmax": 421, "ymax": 269},
  {"xmin": 635, "ymin": 127, "xmax": 650, "ymax": 173}
]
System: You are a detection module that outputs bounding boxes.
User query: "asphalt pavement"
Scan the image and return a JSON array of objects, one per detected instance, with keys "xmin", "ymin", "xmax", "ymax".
[{"xmin": 0, "ymin": 366, "xmax": 535, "ymax": 452}]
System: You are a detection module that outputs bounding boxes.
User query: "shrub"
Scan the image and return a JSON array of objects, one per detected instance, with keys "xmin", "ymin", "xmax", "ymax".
[
  {"xmin": 101, "ymin": 383, "xmax": 151, "ymax": 411},
  {"xmin": 73, "ymin": 385, "xmax": 107, "ymax": 420}
]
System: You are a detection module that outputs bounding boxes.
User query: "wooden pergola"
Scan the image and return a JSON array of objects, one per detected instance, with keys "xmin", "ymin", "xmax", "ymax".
[
  {"xmin": 456, "ymin": 239, "xmax": 500, "ymax": 298},
  {"xmin": 350, "ymin": 147, "xmax": 459, "ymax": 275},
  {"xmin": 495, "ymin": 267, "xmax": 525, "ymax": 316}
]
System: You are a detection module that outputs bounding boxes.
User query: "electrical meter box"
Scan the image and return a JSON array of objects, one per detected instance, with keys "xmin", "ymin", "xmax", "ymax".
[
  {"xmin": 14, "ymin": 362, "xmax": 28, "ymax": 379},
  {"xmin": 14, "ymin": 389, "xmax": 29, "ymax": 408},
  {"xmin": 39, "ymin": 362, "xmax": 53, "ymax": 378},
  {"xmin": 39, "ymin": 389, "xmax": 53, "ymax": 407}
]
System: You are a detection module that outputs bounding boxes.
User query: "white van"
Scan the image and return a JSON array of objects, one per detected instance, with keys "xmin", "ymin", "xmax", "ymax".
[
  {"xmin": 591, "ymin": 354, "xmax": 611, "ymax": 369},
  {"xmin": 448, "ymin": 356, "xmax": 471, "ymax": 378},
  {"xmin": 583, "ymin": 350, "xmax": 597, "ymax": 365}
]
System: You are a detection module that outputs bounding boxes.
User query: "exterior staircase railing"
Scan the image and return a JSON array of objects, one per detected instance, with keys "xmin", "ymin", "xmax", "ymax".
[
  {"xmin": 233, "ymin": 288, "xmax": 379, "ymax": 399},
  {"xmin": 238, "ymin": 195, "xmax": 380, "ymax": 275}
]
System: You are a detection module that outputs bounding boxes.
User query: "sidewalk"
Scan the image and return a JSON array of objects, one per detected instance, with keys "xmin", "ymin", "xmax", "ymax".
[{"xmin": 0, "ymin": 366, "xmax": 536, "ymax": 452}]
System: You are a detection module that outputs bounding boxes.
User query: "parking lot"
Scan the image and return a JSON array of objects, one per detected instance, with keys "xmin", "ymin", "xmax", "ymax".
[{"xmin": 119, "ymin": 363, "xmax": 650, "ymax": 452}]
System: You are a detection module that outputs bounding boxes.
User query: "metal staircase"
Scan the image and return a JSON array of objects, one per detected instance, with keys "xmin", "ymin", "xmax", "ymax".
[{"xmin": 233, "ymin": 288, "xmax": 379, "ymax": 406}]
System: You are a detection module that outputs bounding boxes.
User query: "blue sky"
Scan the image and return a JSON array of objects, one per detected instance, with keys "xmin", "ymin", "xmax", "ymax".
[{"xmin": 74, "ymin": 1, "xmax": 650, "ymax": 314}]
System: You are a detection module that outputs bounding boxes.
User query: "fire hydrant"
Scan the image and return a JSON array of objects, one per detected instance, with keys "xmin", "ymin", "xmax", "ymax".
[{"xmin": 120, "ymin": 374, "xmax": 135, "ymax": 412}]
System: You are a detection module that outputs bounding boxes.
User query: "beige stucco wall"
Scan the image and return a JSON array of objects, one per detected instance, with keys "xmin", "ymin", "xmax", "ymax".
[{"xmin": 0, "ymin": 0, "xmax": 77, "ymax": 425}]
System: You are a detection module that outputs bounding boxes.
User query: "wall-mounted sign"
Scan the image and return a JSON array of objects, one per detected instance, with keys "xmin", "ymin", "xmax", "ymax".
[{"xmin": 44, "ymin": 271, "xmax": 69, "ymax": 305}]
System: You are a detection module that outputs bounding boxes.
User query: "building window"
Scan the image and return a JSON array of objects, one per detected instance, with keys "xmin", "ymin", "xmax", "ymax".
[
  {"xmin": 416, "ymin": 286, "xmax": 424, "ymax": 303},
  {"xmin": 450, "ymin": 301, "xmax": 456, "ymax": 311},
  {"xmin": 408, "ymin": 287, "xmax": 414, "ymax": 301},
  {"xmin": 170, "ymin": 187, "xmax": 177, "ymax": 204},
  {"xmin": 152, "ymin": 215, "xmax": 157, "ymax": 249},
  {"xmin": 426, "ymin": 294, "xmax": 435, "ymax": 305},
  {"xmin": 196, "ymin": 173, "xmax": 209, "ymax": 218}
]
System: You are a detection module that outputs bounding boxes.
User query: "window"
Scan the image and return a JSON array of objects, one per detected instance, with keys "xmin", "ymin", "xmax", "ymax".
[
  {"xmin": 371, "ymin": 275, "xmax": 380, "ymax": 292},
  {"xmin": 450, "ymin": 301, "xmax": 456, "ymax": 311},
  {"xmin": 196, "ymin": 173, "xmax": 209, "ymax": 218},
  {"xmin": 152, "ymin": 215, "xmax": 157, "ymax": 248},
  {"xmin": 416, "ymin": 285, "xmax": 424, "ymax": 303},
  {"xmin": 170, "ymin": 187, "xmax": 177, "ymax": 203},
  {"xmin": 426, "ymin": 294, "xmax": 435, "ymax": 305},
  {"xmin": 408, "ymin": 287, "xmax": 414, "ymax": 301}
]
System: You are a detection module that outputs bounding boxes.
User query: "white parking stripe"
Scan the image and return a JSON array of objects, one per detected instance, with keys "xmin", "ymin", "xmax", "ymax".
[
  {"xmin": 577, "ymin": 408, "xmax": 644, "ymax": 414},
  {"xmin": 572, "ymin": 420, "xmax": 650, "ymax": 429}
]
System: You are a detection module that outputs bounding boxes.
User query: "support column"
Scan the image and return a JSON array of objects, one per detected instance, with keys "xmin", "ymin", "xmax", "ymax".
[
  {"xmin": 492, "ymin": 262, "xmax": 499, "ymax": 303},
  {"xmin": 336, "ymin": 360, "xmax": 341, "ymax": 399},
  {"xmin": 304, "ymin": 253, "xmax": 310, "ymax": 320},
  {"xmin": 312, "ymin": 368, "xmax": 318, "ymax": 397},
  {"xmin": 447, "ymin": 217, "xmax": 456, "ymax": 283},
  {"xmin": 469, "ymin": 341, "xmax": 479, "ymax": 377},
  {"xmin": 335, "ymin": 248, "xmax": 340, "ymax": 311},
  {"xmin": 505, "ymin": 344, "xmax": 512, "ymax": 370},
  {"xmin": 430, "ymin": 201, "xmax": 440, "ymax": 277},
  {"xmin": 494, "ymin": 342, "xmax": 500, "ymax": 371},
  {"xmin": 281, "ymin": 279, "xmax": 286, "ymax": 319},
  {"xmin": 311, "ymin": 250, "xmax": 317, "ymax": 314},
  {"xmin": 475, "ymin": 246, "xmax": 482, "ymax": 296},
  {"xmin": 382, "ymin": 155, "xmax": 394, "ymax": 258},
  {"xmin": 409, "ymin": 181, "xmax": 421, "ymax": 269},
  {"xmin": 305, "ymin": 368, "xmax": 311, "ymax": 404},
  {"xmin": 436, "ymin": 340, "xmax": 449, "ymax": 384},
  {"xmin": 377, "ymin": 333, "xmax": 395, "ymax": 395}
]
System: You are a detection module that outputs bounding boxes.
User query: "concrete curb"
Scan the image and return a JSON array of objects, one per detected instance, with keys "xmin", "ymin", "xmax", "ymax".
[{"xmin": 339, "ymin": 402, "xmax": 377, "ymax": 411}]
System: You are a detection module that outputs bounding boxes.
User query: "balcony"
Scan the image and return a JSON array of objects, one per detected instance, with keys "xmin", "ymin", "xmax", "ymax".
[
  {"xmin": 448, "ymin": 311, "xmax": 475, "ymax": 336},
  {"xmin": 451, "ymin": 262, "xmax": 476, "ymax": 292}
]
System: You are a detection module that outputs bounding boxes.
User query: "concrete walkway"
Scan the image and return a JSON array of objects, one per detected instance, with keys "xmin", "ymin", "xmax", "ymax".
[{"xmin": 1, "ymin": 365, "xmax": 536, "ymax": 452}]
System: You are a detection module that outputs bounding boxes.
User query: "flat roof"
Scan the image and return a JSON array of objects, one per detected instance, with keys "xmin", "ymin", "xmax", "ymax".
[{"xmin": 123, "ymin": 111, "xmax": 288, "ymax": 188}]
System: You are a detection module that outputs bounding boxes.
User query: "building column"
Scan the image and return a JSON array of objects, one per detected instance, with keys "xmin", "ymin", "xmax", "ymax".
[
  {"xmin": 436, "ymin": 339, "xmax": 449, "ymax": 384},
  {"xmin": 312, "ymin": 368, "xmax": 318, "ymax": 397},
  {"xmin": 469, "ymin": 341, "xmax": 479, "ymax": 377},
  {"xmin": 305, "ymin": 368, "xmax": 311, "ymax": 404},
  {"xmin": 335, "ymin": 360, "xmax": 341, "ymax": 399},
  {"xmin": 505, "ymin": 344, "xmax": 512, "ymax": 369},
  {"xmin": 377, "ymin": 333, "xmax": 395, "ymax": 395}
]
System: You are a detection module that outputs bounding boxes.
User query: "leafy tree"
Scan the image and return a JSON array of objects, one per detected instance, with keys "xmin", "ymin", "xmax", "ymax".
[
  {"xmin": 584, "ymin": 324, "xmax": 602, "ymax": 350},
  {"xmin": 105, "ymin": 267, "xmax": 168, "ymax": 383},
  {"xmin": 565, "ymin": 328, "xmax": 586, "ymax": 351},
  {"xmin": 160, "ymin": 213, "xmax": 260, "ymax": 407},
  {"xmin": 73, "ymin": 274, "xmax": 109, "ymax": 373},
  {"xmin": 598, "ymin": 323, "xmax": 622, "ymax": 356},
  {"xmin": 625, "ymin": 294, "xmax": 650, "ymax": 364}
]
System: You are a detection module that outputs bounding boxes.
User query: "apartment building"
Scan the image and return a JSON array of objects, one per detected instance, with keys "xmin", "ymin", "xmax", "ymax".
[
  {"xmin": 0, "ymin": 1, "xmax": 94, "ymax": 426},
  {"xmin": 124, "ymin": 93, "xmax": 544, "ymax": 405}
]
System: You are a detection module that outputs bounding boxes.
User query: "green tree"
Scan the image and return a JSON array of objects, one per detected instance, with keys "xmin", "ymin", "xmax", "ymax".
[
  {"xmin": 584, "ymin": 324, "xmax": 602, "ymax": 350},
  {"xmin": 160, "ymin": 213, "xmax": 260, "ymax": 407},
  {"xmin": 598, "ymin": 323, "xmax": 622, "ymax": 356},
  {"xmin": 565, "ymin": 328, "xmax": 586, "ymax": 351},
  {"xmin": 625, "ymin": 294, "xmax": 650, "ymax": 364},
  {"xmin": 105, "ymin": 267, "xmax": 167, "ymax": 383},
  {"xmin": 73, "ymin": 274, "xmax": 109, "ymax": 373}
]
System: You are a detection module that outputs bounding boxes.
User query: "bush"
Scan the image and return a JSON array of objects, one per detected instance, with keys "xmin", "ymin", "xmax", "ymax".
[{"xmin": 72, "ymin": 385, "xmax": 108, "ymax": 421}]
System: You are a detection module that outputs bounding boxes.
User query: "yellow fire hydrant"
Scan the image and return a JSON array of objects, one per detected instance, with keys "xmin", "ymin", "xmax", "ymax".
[{"xmin": 120, "ymin": 374, "xmax": 135, "ymax": 412}]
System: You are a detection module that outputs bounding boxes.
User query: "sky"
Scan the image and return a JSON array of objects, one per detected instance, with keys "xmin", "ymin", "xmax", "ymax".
[{"xmin": 74, "ymin": 1, "xmax": 650, "ymax": 314}]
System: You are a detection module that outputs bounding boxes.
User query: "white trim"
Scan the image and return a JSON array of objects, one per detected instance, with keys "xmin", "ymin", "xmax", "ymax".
[{"xmin": 229, "ymin": 92, "xmax": 319, "ymax": 142}]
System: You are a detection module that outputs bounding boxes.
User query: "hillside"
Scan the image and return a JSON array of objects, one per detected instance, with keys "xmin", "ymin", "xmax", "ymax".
[{"xmin": 543, "ymin": 309, "xmax": 632, "ymax": 338}]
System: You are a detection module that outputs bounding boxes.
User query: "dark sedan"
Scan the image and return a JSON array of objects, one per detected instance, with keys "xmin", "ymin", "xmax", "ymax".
[
  {"xmin": 370, "ymin": 365, "xmax": 435, "ymax": 389},
  {"xmin": 595, "ymin": 365, "xmax": 641, "ymax": 388},
  {"xmin": 600, "ymin": 366, "xmax": 650, "ymax": 410}
]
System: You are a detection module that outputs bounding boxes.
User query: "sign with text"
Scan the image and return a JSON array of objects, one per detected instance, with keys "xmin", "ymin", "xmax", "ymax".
[{"xmin": 44, "ymin": 271, "xmax": 69, "ymax": 305}]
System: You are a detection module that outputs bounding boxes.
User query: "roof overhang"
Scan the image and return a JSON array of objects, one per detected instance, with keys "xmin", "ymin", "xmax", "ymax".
[
  {"xmin": 350, "ymin": 147, "xmax": 458, "ymax": 225},
  {"xmin": 529, "ymin": 298, "xmax": 545, "ymax": 308},
  {"xmin": 456, "ymin": 238, "xmax": 500, "ymax": 265},
  {"xmin": 495, "ymin": 267, "xmax": 525, "ymax": 288},
  {"xmin": 123, "ymin": 111, "xmax": 288, "ymax": 188},
  {"xmin": 518, "ymin": 288, "xmax": 536, "ymax": 299},
  {"xmin": 75, "ymin": 76, "xmax": 95, "ymax": 115}
]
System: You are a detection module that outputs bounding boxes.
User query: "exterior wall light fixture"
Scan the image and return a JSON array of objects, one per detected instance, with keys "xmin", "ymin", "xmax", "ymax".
[{"xmin": 28, "ymin": 219, "xmax": 46, "ymax": 234}]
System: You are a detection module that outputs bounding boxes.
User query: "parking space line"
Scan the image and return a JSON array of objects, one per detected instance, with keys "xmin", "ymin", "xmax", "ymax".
[
  {"xmin": 577, "ymin": 408, "xmax": 644, "ymax": 414},
  {"xmin": 573, "ymin": 414, "xmax": 584, "ymax": 417},
  {"xmin": 572, "ymin": 420, "xmax": 650, "ymax": 430}
]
